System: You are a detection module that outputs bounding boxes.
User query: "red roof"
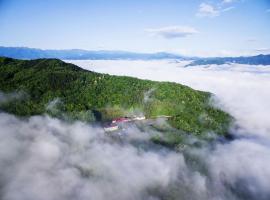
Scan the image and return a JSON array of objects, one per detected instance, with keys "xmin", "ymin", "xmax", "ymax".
[{"xmin": 112, "ymin": 117, "xmax": 130, "ymax": 123}]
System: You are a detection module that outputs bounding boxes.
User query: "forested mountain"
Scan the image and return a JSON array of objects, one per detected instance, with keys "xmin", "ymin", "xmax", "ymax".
[{"xmin": 0, "ymin": 57, "xmax": 232, "ymax": 135}]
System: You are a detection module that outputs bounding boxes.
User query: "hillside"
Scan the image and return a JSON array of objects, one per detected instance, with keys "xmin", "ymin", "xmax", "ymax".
[{"xmin": 0, "ymin": 57, "xmax": 232, "ymax": 135}]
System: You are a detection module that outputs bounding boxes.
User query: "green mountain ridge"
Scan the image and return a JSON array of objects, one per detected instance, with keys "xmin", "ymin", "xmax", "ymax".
[{"xmin": 0, "ymin": 57, "xmax": 232, "ymax": 136}]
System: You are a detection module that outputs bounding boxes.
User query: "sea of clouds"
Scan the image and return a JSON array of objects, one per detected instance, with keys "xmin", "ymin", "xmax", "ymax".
[{"xmin": 0, "ymin": 60, "xmax": 270, "ymax": 200}]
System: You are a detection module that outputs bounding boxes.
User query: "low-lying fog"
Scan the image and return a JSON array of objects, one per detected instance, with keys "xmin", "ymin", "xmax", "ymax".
[{"xmin": 0, "ymin": 60, "xmax": 270, "ymax": 200}]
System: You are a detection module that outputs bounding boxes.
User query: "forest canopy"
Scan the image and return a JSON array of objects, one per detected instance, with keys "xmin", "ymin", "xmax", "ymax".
[{"xmin": 0, "ymin": 57, "xmax": 232, "ymax": 135}]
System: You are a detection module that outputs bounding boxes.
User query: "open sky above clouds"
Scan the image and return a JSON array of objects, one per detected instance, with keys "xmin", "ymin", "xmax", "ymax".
[{"xmin": 0, "ymin": 0, "xmax": 270, "ymax": 56}]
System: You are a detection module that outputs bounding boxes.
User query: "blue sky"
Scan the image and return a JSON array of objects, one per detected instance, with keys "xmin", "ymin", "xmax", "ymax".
[{"xmin": 0, "ymin": 0, "xmax": 269, "ymax": 56}]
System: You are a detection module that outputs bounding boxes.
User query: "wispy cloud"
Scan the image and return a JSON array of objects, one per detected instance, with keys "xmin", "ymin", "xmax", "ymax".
[
  {"xmin": 196, "ymin": 3, "xmax": 220, "ymax": 17},
  {"xmin": 222, "ymin": 6, "xmax": 235, "ymax": 12},
  {"xmin": 197, "ymin": 2, "xmax": 235, "ymax": 18},
  {"xmin": 222, "ymin": 0, "xmax": 235, "ymax": 3},
  {"xmin": 245, "ymin": 38, "xmax": 258, "ymax": 43},
  {"xmin": 0, "ymin": 91, "xmax": 26, "ymax": 104},
  {"xmin": 145, "ymin": 26, "xmax": 198, "ymax": 39}
]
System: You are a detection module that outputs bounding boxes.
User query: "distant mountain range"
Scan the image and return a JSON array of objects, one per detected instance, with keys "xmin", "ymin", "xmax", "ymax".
[
  {"xmin": 186, "ymin": 54, "xmax": 270, "ymax": 66},
  {"xmin": 0, "ymin": 46, "xmax": 270, "ymax": 65},
  {"xmin": 0, "ymin": 46, "xmax": 185, "ymax": 60}
]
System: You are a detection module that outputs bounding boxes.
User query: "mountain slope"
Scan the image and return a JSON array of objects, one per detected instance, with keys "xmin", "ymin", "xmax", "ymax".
[{"xmin": 0, "ymin": 57, "xmax": 232, "ymax": 135}]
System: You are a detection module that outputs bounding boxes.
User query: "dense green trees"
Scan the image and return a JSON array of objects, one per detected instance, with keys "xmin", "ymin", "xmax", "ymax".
[{"xmin": 0, "ymin": 57, "xmax": 232, "ymax": 135}]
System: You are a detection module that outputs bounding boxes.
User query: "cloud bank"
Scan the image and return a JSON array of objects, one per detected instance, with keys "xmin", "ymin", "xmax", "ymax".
[
  {"xmin": 0, "ymin": 114, "xmax": 186, "ymax": 200},
  {"xmin": 1, "ymin": 109, "xmax": 270, "ymax": 200}
]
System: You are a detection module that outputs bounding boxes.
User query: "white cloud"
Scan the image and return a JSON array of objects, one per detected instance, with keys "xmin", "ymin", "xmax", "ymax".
[
  {"xmin": 145, "ymin": 26, "xmax": 198, "ymax": 39},
  {"xmin": 197, "ymin": 2, "xmax": 235, "ymax": 18},
  {"xmin": 196, "ymin": 3, "xmax": 220, "ymax": 17}
]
